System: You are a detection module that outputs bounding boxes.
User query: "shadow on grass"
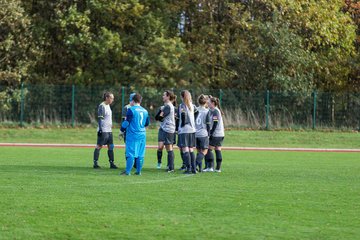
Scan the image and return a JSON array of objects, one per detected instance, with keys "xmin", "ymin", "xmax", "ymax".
[{"xmin": 0, "ymin": 164, "xmax": 175, "ymax": 176}]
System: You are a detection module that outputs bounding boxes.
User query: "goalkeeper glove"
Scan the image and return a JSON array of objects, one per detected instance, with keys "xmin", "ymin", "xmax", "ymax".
[
  {"xmin": 118, "ymin": 131, "xmax": 125, "ymax": 140},
  {"xmin": 97, "ymin": 129, "xmax": 102, "ymax": 137}
]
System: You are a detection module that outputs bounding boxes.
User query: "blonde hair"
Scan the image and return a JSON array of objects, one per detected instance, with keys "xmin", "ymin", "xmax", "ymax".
[{"xmin": 181, "ymin": 90, "xmax": 193, "ymax": 112}]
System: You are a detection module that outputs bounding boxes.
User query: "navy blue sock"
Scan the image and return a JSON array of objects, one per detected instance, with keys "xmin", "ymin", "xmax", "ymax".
[
  {"xmin": 108, "ymin": 150, "xmax": 114, "ymax": 164},
  {"xmin": 157, "ymin": 150, "xmax": 163, "ymax": 164},
  {"xmin": 180, "ymin": 151, "xmax": 185, "ymax": 168},
  {"xmin": 190, "ymin": 152, "xmax": 196, "ymax": 172},
  {"xmin": 215, "ymin": 150, "xmax": 222, "ymax": 170},
  {"xmin": 168, "ymin": 151, "xmax": 174, "ymax": 170},
  {"xmin": 196, "ymin": 152, "xmax": 204, "ymax": 171},
  {"xmin": 93, "ymin": 148, "xmax": 100, "ymax": 164},
  {"xmin": 206, "ymin": 149, "xmax": 214, "ymax": 168},
  {"xmin": 183, "ymin": 152, "xmax": 190, "ymax": 170}
]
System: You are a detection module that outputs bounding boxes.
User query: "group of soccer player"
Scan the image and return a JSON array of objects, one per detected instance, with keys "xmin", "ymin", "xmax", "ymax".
[
  {"xmin": 93, "ymin": 91, "xmax": 150, "ymax": 176},
  {"xmin": 155, "ymin": 90, "xmax": 225, "ymax": 174},
  {"xmin": 92, "ymin": 89, "xmax": 224, "ymax": 175}
]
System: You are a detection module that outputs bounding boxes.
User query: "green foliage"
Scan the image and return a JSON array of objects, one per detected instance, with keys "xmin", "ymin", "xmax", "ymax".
[
  {"xmin": 6, "ymin": 0, "xmax": 359, "ymax": 91},
  {"xmin": 0, "ymin": 0, "xmax": 35, "ymax": 115},
  {"xmin": 228, "ymin": 18, "xmax": 315, "ymax": 91},
  {"xmin": 259, "ymin": 0, "xmax": 357, "ymax": 91}
]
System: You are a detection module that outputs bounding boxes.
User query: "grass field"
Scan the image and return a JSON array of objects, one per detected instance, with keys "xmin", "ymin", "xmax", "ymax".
[{"xmin": 1, "ymin": 129, "xmax": 360, "ymax": 239}]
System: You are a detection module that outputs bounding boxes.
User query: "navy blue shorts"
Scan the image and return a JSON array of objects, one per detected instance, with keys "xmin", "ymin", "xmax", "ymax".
[
  {"xmin": 196, "ymin": 136, "xmax": 209, "ymax": 150},
  {"xmin": 177, "ymin": 133, "xmax": 195, "ymax": 148},
  {"xmin": 209, "ymin": 136, "xmax": 224, "ymax": 147},
  {"xmin": 97, "ymin": 132, "xmax": 113, "ymax": 146},
  {"xmin": 158, "ymin": 128, "xmax": 175, "ymax": 145}
]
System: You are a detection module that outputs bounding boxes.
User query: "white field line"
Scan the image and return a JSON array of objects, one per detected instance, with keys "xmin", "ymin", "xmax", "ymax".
[{"xmin": 0, "ymin": 142, "xmax": 360, "ymax": 152}]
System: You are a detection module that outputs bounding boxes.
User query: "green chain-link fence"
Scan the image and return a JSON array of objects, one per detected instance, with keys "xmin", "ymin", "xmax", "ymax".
[{"xmin": 0, "ymin": 84, "xmax": 359, "ymax": 130}]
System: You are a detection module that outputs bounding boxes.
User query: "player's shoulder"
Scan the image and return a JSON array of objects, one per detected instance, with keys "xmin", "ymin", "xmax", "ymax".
[
  {"xmin": 98, "ymin": 102, "xmax": 106, "ymax": 108},
  {"xmin": 202, "ymin": 107, "xmax": 209, "ymax": 113}
]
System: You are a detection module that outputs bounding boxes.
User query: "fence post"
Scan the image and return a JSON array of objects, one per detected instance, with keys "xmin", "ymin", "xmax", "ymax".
[
  {"xmin": 20, "ymin": 82, "xmax": 24, "ymax": 127},
  {"xmin": 219, "ymin": 89, "xmax": 223, "ymax": 106},
  {"xmin": 121, "ymin": 86, "xmax": 125, "ymax": 123},
  {"xmin": 266, "ymin": 90, "xmax": 270, "ymax": 130},
  {"xmin": 312, "ymin": 90, "xmax": 317, "ymax": 130},
  {"xmin": 71, "ymin": 84, "xmax": 75, "ymax": 127}
]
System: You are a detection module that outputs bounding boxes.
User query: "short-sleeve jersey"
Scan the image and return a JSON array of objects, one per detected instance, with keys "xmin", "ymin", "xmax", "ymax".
[
  {"xmin": 97, "ymin": 102, "xmax": 112, "ymax": 133},
  {"xmin": 160, "ymin": 102, "xmax": 175, "ymax": 133},
  {"xmin": 178, "ymin": 103, "xmax": 196, "ymax": 134},
  {"xmin": 210, "ymin": 107, "xmax": 225, "ymax": 137},
  {"xmin": 126, "ymin": 105, "xmax": 149, "ymax": 140},
  {"xmin": 195, "ymin": 106, "xmax": 210, "ymax": 138}
]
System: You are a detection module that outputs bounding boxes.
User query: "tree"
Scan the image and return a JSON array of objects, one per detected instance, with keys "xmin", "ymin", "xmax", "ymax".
[
  {"xmin": 0, "ymin": 0, "xmax": 36, "ymax": 114},
  {"xmin": 22, "ymin": 0, "xmax": 189, "ymax": 87}
]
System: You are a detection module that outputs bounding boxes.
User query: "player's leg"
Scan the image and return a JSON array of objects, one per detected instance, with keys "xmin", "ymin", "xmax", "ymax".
[
  {"xmin": 135, "ymin": 137, "xmax": 146, "ymax": 175},
  {"xmin": 177, "ymin": 133, "xmax": 186, "ymax": 170},
  {"xmin": 215, "ymin": 147, "xmax": 222, "ymax": 172},
  {"xmin": 164, "ymin": 132, "xmax": 174, "ymax": 172},
  {"xmin": 196, "ymin": 137, "xmax": 209, "ymax": 172},
  {"xmin": 189, "ymin": 133, "xmax": 196, "ymax": 173},
  {"xmin": 94, "ymin": 131, "xmax": 107, "ymax": 168},
  {"xmin": 123, "ymin": 141, "xmax": 136, "ymax": 175},
  {"xmin": 182, "ymin": 147, "xmax": 191, "ymax": 174},
  {"xmin": 157, "ymin": 142, "xmax": 164, "ymax": 169},
  {"xmin": 214, "ymin": 137, "xmax": 224, "ymax": 172},
  {"xmin": 93, "ymin": 145, "xmax": 102, "ymax": 168},
  {"xmin": 106, "ymin": 133, "xmax": 118, "ymax": 169},
  {"xmin": 165, "ymin": 143, "xmax": 174, "ymax": 172},
  {"xmin": 204, "ymin": 146, "xmax": 215, "ymax": 172}
]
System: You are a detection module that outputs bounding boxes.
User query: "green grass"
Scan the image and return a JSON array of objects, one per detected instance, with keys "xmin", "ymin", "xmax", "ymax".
[
  {"xmin": 1, "ymin": 147, "xmax": 360, "ymax": 239},
  {"xmin": 1, "ymin": 127, "xmax": 360, "ymax": 148}
]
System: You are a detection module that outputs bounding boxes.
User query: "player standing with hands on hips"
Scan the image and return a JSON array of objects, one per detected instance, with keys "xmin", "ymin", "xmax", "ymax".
[
  {"xmin": 155, "ymin": 90, "xmax": 177, "ymax": 172},
  {"xmin": 120, "ymin": 93, "xmax": 150, "ymax": 175},
  {"xmin": 93, "ymin": 92, "xmax": 118, "ymax": 169}
]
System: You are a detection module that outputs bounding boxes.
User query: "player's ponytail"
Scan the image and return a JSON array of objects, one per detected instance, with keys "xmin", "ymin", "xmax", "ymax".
[
  {"xmin": 210, "ymin": 96, "xmax": 224, "ymax": 116},
  {"xmin": 165, "ymin": 90, "xmax": 177, "ymax": 107},
  {"xmin": 181, "ymin": 90, "xmax": 193, "ymax": 112},
  {"xmin": 197, "ymin": 94, "xmax": 208, "ymax": 106}
]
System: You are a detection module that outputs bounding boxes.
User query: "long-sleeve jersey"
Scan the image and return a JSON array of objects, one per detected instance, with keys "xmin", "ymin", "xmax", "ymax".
[{"xmin": 121, "ymin": 105, "xmax": 150, "ymax": 140}]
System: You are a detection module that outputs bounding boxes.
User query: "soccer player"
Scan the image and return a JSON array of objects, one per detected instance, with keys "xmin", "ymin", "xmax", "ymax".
[
  {"xmin": 120, "ymin": 93, "xmax": 137, "ymax": 169},
  {"xmin": 155, "ymin": 90, "xmax": 177, "ymax": 172},
  {"xmin": 93, "ymin": 92, "xmax": 118, "ymax": 169},
  {"xmin": 204, "ymin": 96, "xmax": 225, "ymax": 172},
  {"xmin": 177, "ymin": 90, "xmax": 196, "ymax": 174},
  {"xmin": 120, "ymin": 93, "xmax": 150, "ymax": 175},
  {"xmin": 195, "ymin": 94, "xmax": 211, "ymax": 173}
]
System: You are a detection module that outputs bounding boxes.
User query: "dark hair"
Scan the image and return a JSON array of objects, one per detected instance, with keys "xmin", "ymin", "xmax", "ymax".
[
  {"xmin": 209, "ymin": 96, "xmax": 224, "ymax": 115},
  {"xmin": 132, "ymin": 93, "xmax": 142, "ymax": 103},
  {"xmin": 172, "ymin": 94, "xmax": 177, "ymax": 107},
  {"xmin": 103, "ymin": 91, "xmax": 113, "ymax": 101},
  {"xmin": 165, "ymin": 90, "xmax": 177, "ymax": 106},
  {"xmin": 197, "ymin": 94, "xmax": 208, "ymax": 106}
]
